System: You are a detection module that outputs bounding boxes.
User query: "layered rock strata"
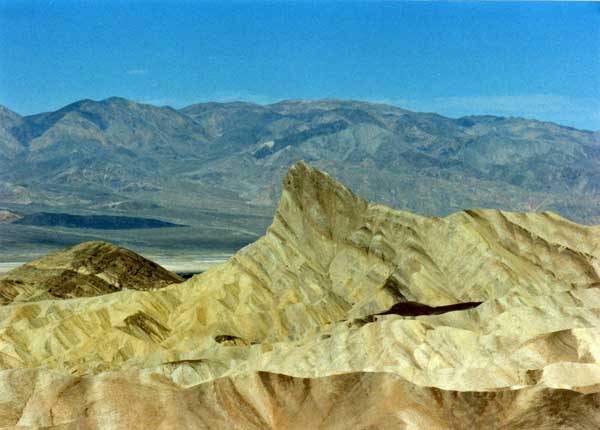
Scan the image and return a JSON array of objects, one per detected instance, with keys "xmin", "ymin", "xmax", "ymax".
[
  {"xmin": 0, "ymin": 161, "xmax": 599, "ymax": 429},
  {"xmin": 0, "ymin": 241, "xmax": 182, "ymax": 304}
]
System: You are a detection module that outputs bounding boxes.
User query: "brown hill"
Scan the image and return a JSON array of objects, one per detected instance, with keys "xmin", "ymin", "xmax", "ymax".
[{"xmin": 0, "ymin": 241, "xmax": 183, "ymax": 304}]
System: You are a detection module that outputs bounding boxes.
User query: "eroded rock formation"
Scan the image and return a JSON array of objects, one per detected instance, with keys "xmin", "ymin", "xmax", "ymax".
[
  {"xmin": 0, "ymin": 161, "xmax": 599, "ymax": 429},
  {"xmin": 0, "ymin": 241, "xmax": 183, "ymax": 304}
]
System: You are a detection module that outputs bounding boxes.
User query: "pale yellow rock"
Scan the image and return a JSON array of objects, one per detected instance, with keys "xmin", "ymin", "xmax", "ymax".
[{"xmin": 0, "ymin": 161, "xmax": 599, "ymax": 428}]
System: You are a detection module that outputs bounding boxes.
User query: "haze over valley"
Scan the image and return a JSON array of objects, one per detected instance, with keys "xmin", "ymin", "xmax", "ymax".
[{"xmin": 1, "ymin": 97, "xmax": 599, "ymax": 261}]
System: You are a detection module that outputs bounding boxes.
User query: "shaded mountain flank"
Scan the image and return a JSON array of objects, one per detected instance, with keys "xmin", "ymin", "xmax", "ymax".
[
  {"xmin": 0, "ymin": 98, "xmax": 599, "ymax": 243},
  {"xmin": 0, "ymin": 163, "xmax": 599, "ymax": 428},
  {"xmin": 13, "ymin": 212, "xmax": 184, "ymax": 229}
]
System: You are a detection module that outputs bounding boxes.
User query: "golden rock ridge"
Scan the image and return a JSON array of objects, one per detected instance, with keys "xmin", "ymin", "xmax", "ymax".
[{"xmin": 0, "ymin": 161, "xmax": 599, "ymax": 429}]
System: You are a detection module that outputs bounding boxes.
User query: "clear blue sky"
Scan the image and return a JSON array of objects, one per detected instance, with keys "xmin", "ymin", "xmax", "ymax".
[{"xmin": 1, "ymin": 1, "xmax": 599, "ymax": 129}]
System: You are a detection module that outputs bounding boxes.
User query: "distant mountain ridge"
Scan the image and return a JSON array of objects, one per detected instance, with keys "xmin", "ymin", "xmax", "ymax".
[{"xmin": 1, "ymin": 97, "xmax": 599, "ymax": 254}]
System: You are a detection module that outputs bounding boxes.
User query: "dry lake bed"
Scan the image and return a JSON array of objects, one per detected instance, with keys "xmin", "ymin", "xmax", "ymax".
[{"xmin": 0, "ymin": 255, "xmax": 231, "ymax": 276}]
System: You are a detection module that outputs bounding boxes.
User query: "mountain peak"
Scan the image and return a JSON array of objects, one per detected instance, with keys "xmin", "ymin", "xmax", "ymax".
[
  {"xmin": 100, "ymin": 96, "xmax": 139, "ymax": 107},
  {"xmin": 282, "ymin": 161, "xmax": 365, "ymax": 210},
  {"xmin": 273, "ymin": 161, "xmax": 369, "ymax": 247},
  {"xmin": 55, "ymin": 97, "xmax": 137, "ymax": 114}
]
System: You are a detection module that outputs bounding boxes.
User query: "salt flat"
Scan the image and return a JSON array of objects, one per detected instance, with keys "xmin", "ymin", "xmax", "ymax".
[
  {"xmin": 0, "ymin": 255, "xmax": 231, "ymax": 275},
  {"xmin": 149, "ymin": 255, "xmax": 231, "ymax": 273},
  {"xmin": 0, "ymin": 262, "xmax": 25, "ymax": 274}
]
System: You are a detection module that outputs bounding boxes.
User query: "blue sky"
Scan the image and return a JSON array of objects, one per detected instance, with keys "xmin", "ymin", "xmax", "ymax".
[{"xmin": 1, "ymin": 1, "xmax": 599, "ymax": 130}]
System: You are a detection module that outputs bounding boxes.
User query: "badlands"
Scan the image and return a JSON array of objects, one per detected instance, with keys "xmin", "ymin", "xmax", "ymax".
[{"xmin": 0, "ymin": 161, "xmax": 599, "ymax": 429}]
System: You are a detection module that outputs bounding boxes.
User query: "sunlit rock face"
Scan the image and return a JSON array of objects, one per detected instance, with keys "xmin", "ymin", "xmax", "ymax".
[{"xmin": 1, "ymin": 161, "xmax": 600, "ymax": 429}]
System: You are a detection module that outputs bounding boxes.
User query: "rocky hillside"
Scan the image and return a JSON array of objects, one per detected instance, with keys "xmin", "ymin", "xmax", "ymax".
[
  {"xmin": 0, "ymin": 97, "xmax": 599, "ymax": 240},
  {"xmin": 0, "ymin": 241, "xmax": 183, "ymax": 304},
  {"xmin": 0, "ymin": 162, "xmax": 598, "ymax": 428}
]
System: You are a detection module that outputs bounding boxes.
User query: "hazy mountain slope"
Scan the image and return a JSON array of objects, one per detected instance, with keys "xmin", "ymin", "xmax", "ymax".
[
  {"xmin": 19, "ymin": 97, "xmax": 209, "ymax": 156},
  {"xmin": 0, "ymin": 105, "xmax": 24, "ymax": 164},
  {"xmin": 181, "ymin": 99, "xmax": 600, "ymax": 222},
  {"xmin": 180, "ymin": 101, "xmax": 283, "ymax": 157},
  {"xmin": 0, "ymin": 162, "xmax": 599, "ymax": 428},
  {"xmin": 172, "ymin": 99, "xmax": 600, "ymax": 215},
  {"xmin": 4, "ymin": 98, "xmax": 210, "ymax": 191},
  {"xmin": 0, "ymin": 97, "xmax": 599, "ymax": 258},
  {"xmin": 233, "ymin": 100, "xmax": 600, "ymax": 192}
]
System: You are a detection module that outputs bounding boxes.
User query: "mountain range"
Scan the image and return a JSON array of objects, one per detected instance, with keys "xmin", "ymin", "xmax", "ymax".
[{"xmin": 1, "ymin": 97, "xmax": 599, "ymax": 257}]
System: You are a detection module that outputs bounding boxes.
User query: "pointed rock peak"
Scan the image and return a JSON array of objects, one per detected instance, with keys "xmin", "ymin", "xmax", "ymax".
[
  {"xmin": 282, "ymin": 161, "xmax": 365, "ymax": 205},
  {"xmin": 275, "ymin": 161, "xmax": 368, "ymax": 239}
]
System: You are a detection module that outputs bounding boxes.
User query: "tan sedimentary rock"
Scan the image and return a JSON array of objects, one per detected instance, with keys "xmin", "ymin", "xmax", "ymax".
[
  {"xmin": 3, "ymin": 370, "xmax": 600, "ymax": 430},
  {"xmin": 0, "ymin": 161, "xmax": 599, "ymax": 428},
  {"xmin": 0, "ymin": 241, "xmax": 183, "ymax": 304}
]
